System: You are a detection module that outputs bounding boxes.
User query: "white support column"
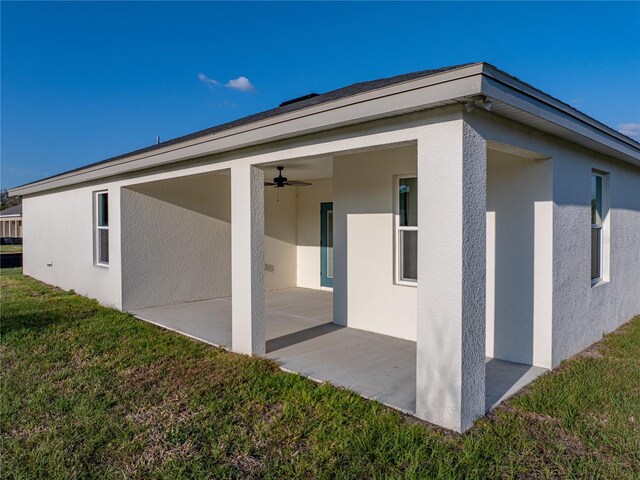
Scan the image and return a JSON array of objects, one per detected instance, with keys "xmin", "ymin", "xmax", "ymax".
[
  {"xmin": 231, "ymin": 164, "xmax": 265, "ymax": 355},
  {"xmin": 416, "ymin": 119, "xmax": 487, "ymax": 433}
]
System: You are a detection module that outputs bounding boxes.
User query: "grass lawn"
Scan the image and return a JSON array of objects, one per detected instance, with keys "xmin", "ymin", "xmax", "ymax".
[
  {"xmin": 0, "ymin": 245, "xmax": 22, "ymax": 253},
  {"xmin": 1, "ymin": 268, "xmax": 639, "ymax": 479}
]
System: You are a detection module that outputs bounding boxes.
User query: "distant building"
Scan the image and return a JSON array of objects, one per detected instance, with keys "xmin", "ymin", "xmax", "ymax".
[{"xmin": 0, "ymin": 204, "xmax": 23, "ymax": 238}]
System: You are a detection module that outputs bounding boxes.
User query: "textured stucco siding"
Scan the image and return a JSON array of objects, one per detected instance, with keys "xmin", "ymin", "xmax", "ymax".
[
  {"xmin": 19, "ymin": 106, "xmax": 640, "ymax": 370},
  {"xmin": 467, "ymin": 109, "xmax": 640, "ymax": 369},
  {"xmin": 416, "ymin": 118, "xmax": 487, "ymax": 432},
  {"xmin": 120, "ymin": 171, "xmax": 297, "ymax": 311},
  {"xmin": 264, "ymin": 183, "xmax": 298, "ymax": 291},
  {"xmin": 120, "ymin": 173, "xmax": 232, "ymax": 310},
  {"xmin": 231, "ymin": 165, "xmax": 267, "ymax": 355},
  {"xmin": 459, "ymin": 121, "xmax": 488, "ymax": 431},
  {"xmin": 551, "ymin": 148, "xmax": 640, "ymax": 367},
  {"xmin": 19, "ymin": 107, "xmax": 454, "ymax": 318},
  {"xmin": 486, "ymin": 150, "xmax": 553, "ymax": 368},
  {"xmin": 333, "ymin": 145, "xmax": 418, "ymax": 341},
  {"xmin": 22, "ymin": 184, "xmax": 122, "ymax": 309}
]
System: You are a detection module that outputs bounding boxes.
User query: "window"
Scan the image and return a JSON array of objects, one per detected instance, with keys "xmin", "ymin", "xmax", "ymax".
[
  {"xmin": 397, "ymin": 176, "xmax": 418, "ymax": 284},
  {"xmin": 591, "ymin": 172, "xmax": 608, "ymax": 283},
  {"xmin": 95, "ymin": 191, "xmax": 109, "ymax": 266}
]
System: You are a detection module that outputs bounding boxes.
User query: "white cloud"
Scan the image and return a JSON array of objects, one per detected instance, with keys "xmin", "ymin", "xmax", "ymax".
[
  {"xmin": 197, "ymin": 72, "xmax": 220, "ymax": 86},
  {"xmin": 198, "ymin": 73, "xmax": 254, "ymax": 92},
  {"xmin": 618, "ymin": 123, "xmax": 640, "ymax": 141},
  {"xmin": 225, "ymin": 76, "xmax": 254, "ymax": 92}
]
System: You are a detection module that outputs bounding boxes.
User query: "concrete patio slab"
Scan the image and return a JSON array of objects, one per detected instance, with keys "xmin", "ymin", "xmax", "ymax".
[
  {"xmin": 133, "ymin": 296, "xmax": 233, "ymax": 347},
  {"xmin": 132, "ymin": 287, "xmax": 548, "ymax": 416}
]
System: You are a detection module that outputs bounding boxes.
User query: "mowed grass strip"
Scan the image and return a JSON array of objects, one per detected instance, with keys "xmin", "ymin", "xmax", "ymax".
[
  {"xmin": 1, "ymin": 268, "xmax": 639, "ymax": 479},
  {"xmin": 0, "ymin": 245, "xmax": 22, "ymax": 253}
]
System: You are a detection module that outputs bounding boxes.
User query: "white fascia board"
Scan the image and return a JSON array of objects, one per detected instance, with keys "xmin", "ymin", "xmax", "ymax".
[
  {"xmin": 10, "ymin": 65, "xmax": 485, "ymax": 196},
  {"xmin": 481, "ymin": 65, "xmax": 640, "ymax": 166}
]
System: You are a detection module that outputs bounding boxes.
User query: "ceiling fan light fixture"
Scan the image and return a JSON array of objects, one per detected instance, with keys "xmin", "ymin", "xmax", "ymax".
[{"xmin": 264, "ymin": 165, "xmax": 312, "ymax": 188}]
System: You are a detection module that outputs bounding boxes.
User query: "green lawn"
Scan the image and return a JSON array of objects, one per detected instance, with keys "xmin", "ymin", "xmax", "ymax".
[
  {"xmin": 0, "ymin": 245, "xmax": 22, "ymax": 253},
  {"xmin": 1, "ymin": 268, "xmax": 639, "ymax": 479}
]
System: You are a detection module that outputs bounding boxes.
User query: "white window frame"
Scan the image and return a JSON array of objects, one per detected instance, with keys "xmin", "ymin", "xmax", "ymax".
[
  {"xmin": 395, "ymin": 175, "xmax": 418, "ymax": 287},
  {"xmin": 94, "ymin": 191, "xmax": 109, "ymax": 267},
  {"xmin": 591, "ymin": 171, "xmax": 610, "ymax": 287}
]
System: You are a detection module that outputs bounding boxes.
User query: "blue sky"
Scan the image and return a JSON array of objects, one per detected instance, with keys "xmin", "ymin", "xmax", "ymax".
[{"xmin": 2, "ymin": 1, "xmax": 639, "ymax": 189}]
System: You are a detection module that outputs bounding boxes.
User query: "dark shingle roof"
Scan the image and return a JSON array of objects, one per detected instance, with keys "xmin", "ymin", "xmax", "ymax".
[
  {"xmin": 113, "ymin": 63, "xmax": 476, "ymax": 157},
  {"xmin": 34, "ymin": 63, "xmax": 477, "ymax": 182},
  {"xmin": 0, "ymin": 205, "xmax": 22, "ymax": 216},
  {"xmin": 12, "ymin": 61, "xmax": 640, "ymax": 193}
]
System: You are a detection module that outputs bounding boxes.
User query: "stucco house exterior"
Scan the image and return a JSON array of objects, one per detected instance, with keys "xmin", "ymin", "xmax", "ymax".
[{"xmin": 9, "ymin": 63, "xmax": 640, "ymax": 432}]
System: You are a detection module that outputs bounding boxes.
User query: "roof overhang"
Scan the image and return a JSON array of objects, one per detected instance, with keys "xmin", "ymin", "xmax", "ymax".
[
  {"xmin": 480, "ymin": 65, "xmax": 640, "ymax": 165},
  {"xmin": 10, "ymin": 63, "xmax": 640, "ymax": 196}
]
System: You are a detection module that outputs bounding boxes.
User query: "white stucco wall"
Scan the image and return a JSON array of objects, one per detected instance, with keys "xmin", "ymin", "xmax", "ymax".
[
  {"xmin": 231, "ymin": 165, "xmax": 267, "ymax": 355},
  {"xmin": 120, "ymin": 173, "xmax": 232, "ymax": 310},
  {"xmin": 467, "ymin": 109, "xmax": 640, "ymax": 368},
  {"xmin": 19, "ymin": 108, "xmax": 452, "ymax": 316},
  {"xmin": 120, "ymin": 172, "xmax": 298, "ymax": 310},
  {"xmin": 264, "ymin": 184, "xmax": 298, "ymax": 291},
  {"xmin": 296, "ymin": 178, "xmax": 333, "ymax": 290},
  {"xmin": 416, "ymin": 118, "xmax": 488, "ymax": 432},
  {"xmin": 20, "ymin": 106, "xmax": 640, "ymax": 366},
  {"xmin": 551, "ymin": 147, "xmax": 640, "ymax": 366},
  {"xmin": 334, "ymin": 145, "xmax": 418, "ymax": 341},
  {"xmin": 486, "ymin": 151, "xmax": 553, "ymax": 367},
  {"xmin": 22, "ymin": 183, "xmax": 123, "ymax": 309}
]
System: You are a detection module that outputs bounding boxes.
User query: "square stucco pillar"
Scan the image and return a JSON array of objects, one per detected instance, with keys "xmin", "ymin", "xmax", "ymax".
[
  {"xmin": 416, "ymin": 119, "xmax": 487, "ymax": 433},
  {"xmin": 231, "ymin": 164, "xmax": 266, "ymax": 355}
]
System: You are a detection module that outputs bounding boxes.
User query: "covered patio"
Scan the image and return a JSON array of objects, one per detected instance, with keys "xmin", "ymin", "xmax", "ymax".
[
  {"xmin": 131, "ymin": 287, "xmax": 547, "ymax": 415},
  {"xmin": 119, "ymin": 135, "xmax": 554, "ymax": 430}
]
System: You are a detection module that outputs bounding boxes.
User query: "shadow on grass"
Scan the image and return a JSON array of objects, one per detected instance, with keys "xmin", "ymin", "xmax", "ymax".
[
  {"xmin": 0, "ymin": 306, "xmax": 99, "ymax": 337},
  {"xmin": 1, "ymin": 269, "xmax": 100, "ymax": 337}
]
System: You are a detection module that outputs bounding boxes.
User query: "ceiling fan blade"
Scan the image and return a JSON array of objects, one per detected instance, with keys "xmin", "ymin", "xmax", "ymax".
[
  {"xmin": 285, "ymin": 181, "xmax": 313, "ymax": 187},
  {"xmin": 264, "ymin": 182, "xmax": 276, "ymax": 186}
]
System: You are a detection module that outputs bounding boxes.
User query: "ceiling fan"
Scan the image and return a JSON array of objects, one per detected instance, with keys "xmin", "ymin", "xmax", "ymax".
[{"xmin": 264, "ymin": 166, "xmax": 312, "ymax": 188}]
